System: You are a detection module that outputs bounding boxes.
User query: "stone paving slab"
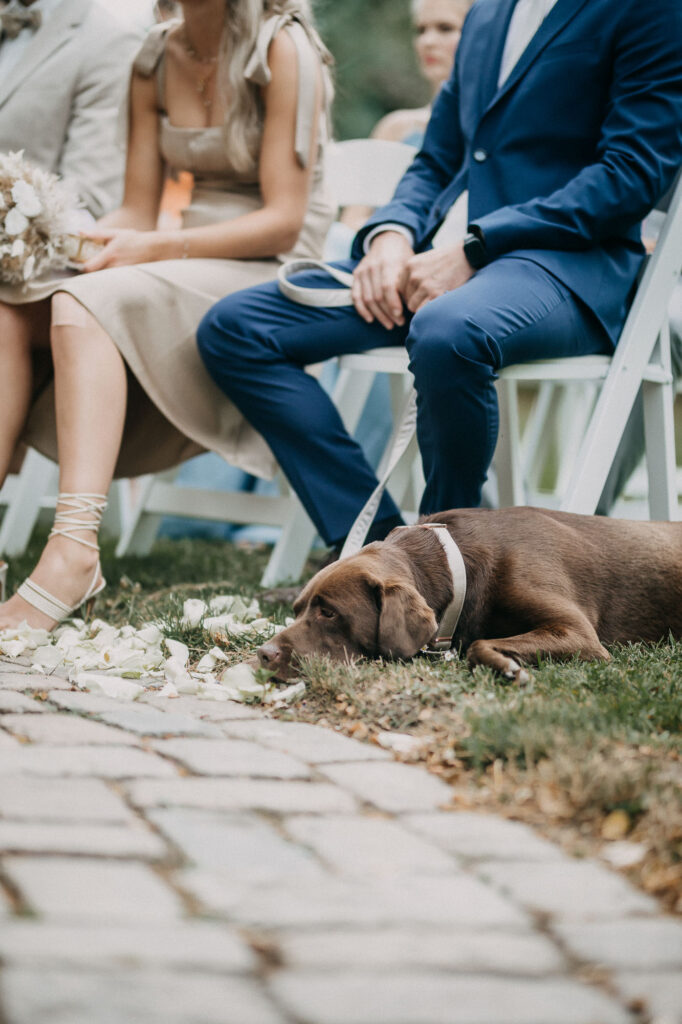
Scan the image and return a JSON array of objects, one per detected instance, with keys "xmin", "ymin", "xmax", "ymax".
[
  {"xmin": 2, "ymin": 968, "xmax": 287, "ymax": 1024},
  {"xmin": 554, "ymin": 917, "xmax": 682, "ymax": 969},
  {"xmin": 99, "ymin": 707, "xmax": 225, "ymax": 738},
  {"xmin": 148, "ymin": 807, "xmax": 326, "ymax": 881},
  {"xmin": 612, "ymin": 971, "xmax": 682, "ymax": 1023},
  {"xmin": 0, "ymin": 920, "xmax": 256, "ymax": 972},
  {"xmin": 140, "ymin": 693, "xmax": 261, "ymax": 720},
  {"xmin": 178, "ymin": 871, "xmax": 529, "ymax": 928},
  {"xmin": 0, "ymin": 692, "xmax": 46, "ymax": 713},
  {"xmin": 269, "ymin": 971, "xmax": 630, "ymax": 1024},
  {"xmin": 0, "ymin": 777, "xmax": 135, "ymax": 823},
  {"xmin": 1, "ymin": 712, "xmax": 142, "ymax": 746},
  {"xmin": 275, "ymin": 926, "xmax": 567, "ymax": 973},
  {"xmin": 405, "ymin": 811, "xmax": 568, "ymax": 861},
  {"xmin": 1, "ymin": 660, "xmax": 679, "ymax": 1024},
  {"xmin": 126, "ymin": 776, "xmax": 358, "ymax": 813},
  {"xmin": 0, "ymin": 821, "xmax": 167, "ymax": 859},
  {"xmin": 284, "ymin": 813, "xmax": 457, "ymax": 876},
  {"xmin": 0, "ymin": 672, "xmax": 70, "ymax": 690},
  {"xmin": 320, "ymin": 759, "xmax": 454, "ymax": 812},
  {"xmin": 0, "ymin": 745, "xmax": 179, "ymax": 778},
  {"xmin": 220, "ymin": 718, "xmax": 391, "ymax": 762},
  {"xmin": 478, "ymin": 859, "xmax": 658, "ymax": 919},
  {"xmin": 4, "ymin": 857, "xmax": 184, "ymax": 922},
  {"xmin": 150, "ymin": 736, "xmax": 312, "ymax": 778}
]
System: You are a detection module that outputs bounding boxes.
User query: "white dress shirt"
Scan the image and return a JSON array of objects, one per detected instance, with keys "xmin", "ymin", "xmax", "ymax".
[
  {"xmin": 0, "ymin": 0, "xmax": 63, "ymax": 78},
  {"xmin": 366, "ymin": 0, "xmax": 560, "ymax": 252}
]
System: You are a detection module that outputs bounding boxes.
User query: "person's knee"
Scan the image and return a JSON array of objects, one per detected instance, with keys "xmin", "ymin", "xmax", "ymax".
[
  {"xmin": 197, "ymin": 287, "xmax": 273, "ymax": 377},
  {"xmin": 50, "ymin": 293, "xmax": 91, "ymax": 340},
  {"xmin": 407, "ymin": 301, "xmax": 498, "ymax": 383}
]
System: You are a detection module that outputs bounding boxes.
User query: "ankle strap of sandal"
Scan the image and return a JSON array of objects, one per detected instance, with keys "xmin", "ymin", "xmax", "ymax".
[{"xmin": 48, "ymin": 492, "xmax": 108, "ymax": 552}]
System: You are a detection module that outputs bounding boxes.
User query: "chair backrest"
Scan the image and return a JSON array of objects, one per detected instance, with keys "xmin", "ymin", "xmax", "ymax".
[{"xmin": 324, "ymin": 139, "xmax": 417, "ymax": 209}]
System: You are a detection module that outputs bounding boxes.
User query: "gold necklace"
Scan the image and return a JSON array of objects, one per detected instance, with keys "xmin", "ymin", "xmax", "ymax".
[{"xmin": 180, "ymin": 27, "xmax": 219, "ymax": 112}]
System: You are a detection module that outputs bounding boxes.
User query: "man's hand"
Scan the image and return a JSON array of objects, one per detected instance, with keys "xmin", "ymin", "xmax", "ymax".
[
  {"xmin": 351, "ymin": 231, "xmax": 414, "ymax": 329},
  {"xmin": 402, "ymin": 242, "xmax": 475, "ymax": 313}
]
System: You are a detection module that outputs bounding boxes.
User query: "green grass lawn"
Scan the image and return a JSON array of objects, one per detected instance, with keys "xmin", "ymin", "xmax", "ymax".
[{"xmin": 7, "ymin": 528, "xmax": 682, "ymax": 913}]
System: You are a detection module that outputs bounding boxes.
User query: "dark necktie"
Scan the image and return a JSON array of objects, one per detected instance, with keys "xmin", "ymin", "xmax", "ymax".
[{"xmin": 1, "ymin": 1, "xmax": 42, "ymax": 41}]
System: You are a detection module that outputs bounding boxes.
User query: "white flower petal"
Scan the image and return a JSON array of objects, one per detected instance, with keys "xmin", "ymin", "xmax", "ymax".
[
  {"xmin": 73, "ymin": 672, "xmax": 144, "ymax": 701},
  {"xmin": 165, "ymin": 639, "xmax": 189, "ymax": 664},
  {"xmin": 181, "ymin": 599, "xmax": 208, "ymax": 628}
]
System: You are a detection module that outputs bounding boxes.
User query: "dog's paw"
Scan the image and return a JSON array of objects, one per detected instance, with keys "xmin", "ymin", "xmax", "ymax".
[{"xmin": 503, "ymin": 657, "xmax": 531, "ymax": 684}]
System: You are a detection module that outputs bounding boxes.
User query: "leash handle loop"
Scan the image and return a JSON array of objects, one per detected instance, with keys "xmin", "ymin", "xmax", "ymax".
[{"xmin": 277, "ymin": 259, "xmax": 355, "ymax": 307}]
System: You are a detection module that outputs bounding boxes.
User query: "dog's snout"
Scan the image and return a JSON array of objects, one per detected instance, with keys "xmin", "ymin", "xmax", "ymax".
[{"xmin": 257, "ymin": 640, "xmax": 282, "ymax": 669}]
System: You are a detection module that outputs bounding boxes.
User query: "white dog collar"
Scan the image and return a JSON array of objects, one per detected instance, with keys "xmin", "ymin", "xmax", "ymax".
[{"xmin": 395, "ymin": 523, "xmax": 467, "ymax": 652}]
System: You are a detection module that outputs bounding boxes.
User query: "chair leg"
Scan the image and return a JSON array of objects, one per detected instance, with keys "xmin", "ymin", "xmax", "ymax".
[
  {"xmin": 495, "ymin": 378, "xmax": 525, "ymax": 507},
  {"xmin": 0, "ymin": 448, "xmax": 57, "ymax": 557},
  {"xmin": 260, "ymin": 490, "xmax": 317, "ymax": 587},
  {"xmin": 642, "ymin": 325, "xmax": 678, "ymax": 520},
  {"xmin": 115, "ymin": 469, "xmax": 179, "ymax": 557}
]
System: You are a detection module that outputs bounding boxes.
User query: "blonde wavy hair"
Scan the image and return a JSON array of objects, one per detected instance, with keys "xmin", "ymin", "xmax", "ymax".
[{"xmin": 215, "ymin": 0, "xmax": 333, "ymax": 173}]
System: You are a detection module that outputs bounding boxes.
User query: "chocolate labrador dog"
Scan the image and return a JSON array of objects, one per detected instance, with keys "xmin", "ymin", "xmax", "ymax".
[{"xmin": 257, "ymin": 507, "xmax": 682, "ymax": 682}]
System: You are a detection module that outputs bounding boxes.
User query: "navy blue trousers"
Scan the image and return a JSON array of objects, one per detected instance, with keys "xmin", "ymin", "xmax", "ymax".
[{"xmin": 197, "ymin": 255, "xmax": 611, "ymax": 547}]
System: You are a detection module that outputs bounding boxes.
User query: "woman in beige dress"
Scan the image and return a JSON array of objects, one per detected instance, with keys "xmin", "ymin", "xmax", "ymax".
[{"xmin": 0, "ymin": 0, "xmax": 334, "ymax": 629}]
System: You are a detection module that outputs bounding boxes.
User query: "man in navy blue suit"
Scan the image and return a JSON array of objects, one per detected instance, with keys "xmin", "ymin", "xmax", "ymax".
[{"xmin": 198, "ymin": 0, "xmax": 682, "ymax": 551}]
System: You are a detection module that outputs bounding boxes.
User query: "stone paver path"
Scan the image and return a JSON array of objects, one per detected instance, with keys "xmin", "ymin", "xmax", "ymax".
[{"xmin": 1, "ymin": 658, "xmax": 680, "ymax": 1024}]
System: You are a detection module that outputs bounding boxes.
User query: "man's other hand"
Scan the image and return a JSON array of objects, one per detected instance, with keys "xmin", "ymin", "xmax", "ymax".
[
  {"xmin": 351, "ymin": 231, "xmax": 414, "ymax": 329},
  {"xmin": 402, "ymin": 243, "xmax": 475, "ymax": 313}
]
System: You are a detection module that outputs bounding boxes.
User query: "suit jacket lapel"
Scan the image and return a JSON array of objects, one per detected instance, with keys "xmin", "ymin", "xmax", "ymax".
[
  {"xmin": 481, "ymin": 0, "xmax": 591, "ymax": 119},
  {"xmin": 471, "ymin": 0, "xmax": 519, "ymax": 122},
  {"xmin": 0, "ymin": 0, "xmax": 89, "ymax": 109}
]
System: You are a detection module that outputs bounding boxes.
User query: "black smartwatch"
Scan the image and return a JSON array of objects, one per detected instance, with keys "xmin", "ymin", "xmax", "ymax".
[{"xmin": 462, "ymin": 229, "xmax": 489, "ymax": 270}]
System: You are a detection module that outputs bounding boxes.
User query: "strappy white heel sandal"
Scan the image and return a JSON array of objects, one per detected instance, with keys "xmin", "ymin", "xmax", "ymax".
[
  {"xmin": 0, "ymin": 561, "xmax": 7, "ymax": 604},
  {"xmin": 16, "ymin": 492, "xmax": 108, "ymax": 625}
]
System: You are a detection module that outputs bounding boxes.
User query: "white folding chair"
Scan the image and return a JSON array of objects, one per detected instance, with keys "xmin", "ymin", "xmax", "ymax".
[
  {"xmin": 496, "ymin": 170, "xmax": 682, "ymax": 519},
  {"xmin": 118, "ymin": 139, "xmax": 419, "ymax": 586},
  {"xmin": 0, "ymin": 449, "xmax": 130, "ymax": 557},
  {"xmin": 308, "ymin": 169, "xmax": 682, "ymax": 543}
]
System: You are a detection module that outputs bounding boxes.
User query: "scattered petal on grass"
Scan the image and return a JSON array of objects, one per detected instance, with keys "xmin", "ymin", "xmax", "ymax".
[
  {"xmin": 165, "ymin": 639, "xmax": 189, "ymax": 663},
  {"xmin": 180, "ymin": 599, "xmax": 207, "ymax": 628},
  {"xmin": 601, "ymin": 840, "xmax": 647, "ymax": 869},
  {"xmin": 0, "ymin": 593, "xmax": 307, "ymax": 709},
  {"xmin": 265, "ymin": 680, "xmax": 306, "ymax": 705},
  {"xmin": 73, "ymin": 672, "xmax": 144, "ymax": 701},
  {"xmin": 376, "ymin": 731, "xmax": 426, "ymax": 755}
]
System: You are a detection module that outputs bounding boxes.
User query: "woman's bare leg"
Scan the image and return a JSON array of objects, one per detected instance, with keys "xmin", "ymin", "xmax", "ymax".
[
  {"xmin": 0, "ymin": 300, "xmax": 50, "ymax": 487},
  {"xmin": 0, "ymin": 293, "xmax": 128, "ymax": 629}
]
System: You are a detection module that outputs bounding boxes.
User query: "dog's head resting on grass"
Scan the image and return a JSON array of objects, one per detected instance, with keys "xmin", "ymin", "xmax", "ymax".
[
  {"xmin": 259, "ymin": 508, "xmax": 682, "ymax": 684},
  {"xmin": 258, "ymin": 529, "xmax": 456, "ymax": 681}
]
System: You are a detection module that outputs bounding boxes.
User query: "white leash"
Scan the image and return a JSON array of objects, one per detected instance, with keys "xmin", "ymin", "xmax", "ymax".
[
  {"xmin": 277, "ymin": 259, "xmax": 355, "ymax": 307},
  {"xmin": 279, "ymin": 260, "xmax": 465, "ymax": 653},
  {"xmin": 278, "ymin": 258, "xmax": 418, "ymax": 559}
]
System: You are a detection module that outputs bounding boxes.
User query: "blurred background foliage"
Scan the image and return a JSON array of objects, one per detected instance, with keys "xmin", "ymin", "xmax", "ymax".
[{"xmin": 315, "ymin": 0, "xmax": 428, "ymax": 140}]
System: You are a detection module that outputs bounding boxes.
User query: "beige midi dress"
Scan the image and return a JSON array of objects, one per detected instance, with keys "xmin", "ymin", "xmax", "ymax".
[{"xmin": 0, "ymin": 16, "xmax": 334, "ymax": 480}]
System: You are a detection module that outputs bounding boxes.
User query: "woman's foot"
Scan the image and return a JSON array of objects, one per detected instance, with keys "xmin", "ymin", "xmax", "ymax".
[{"xmin": 0, "ymin": 533, "xmax": 103, "ymax": 631}]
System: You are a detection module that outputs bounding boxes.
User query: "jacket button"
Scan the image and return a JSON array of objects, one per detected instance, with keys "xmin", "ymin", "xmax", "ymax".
[{"xmin": 473, "ymin": 148, "xmax": 489, "ymax": 162}]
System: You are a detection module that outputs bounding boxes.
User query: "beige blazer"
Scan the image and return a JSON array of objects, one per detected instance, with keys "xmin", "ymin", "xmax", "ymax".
[{"xmin": 0, "ymin": 0, "xmax": 142, "ymax": 217}]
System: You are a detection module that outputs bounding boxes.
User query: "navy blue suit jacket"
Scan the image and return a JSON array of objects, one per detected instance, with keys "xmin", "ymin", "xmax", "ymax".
[{"xmin": 353, "ymin": 0, "xmax": 682, "ymax": 345}]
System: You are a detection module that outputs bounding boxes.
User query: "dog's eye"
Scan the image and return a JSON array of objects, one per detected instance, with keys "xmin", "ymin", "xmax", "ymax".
[{"xmin": 319, "ymin": 606, "xmax": 336, "ymax": 619}]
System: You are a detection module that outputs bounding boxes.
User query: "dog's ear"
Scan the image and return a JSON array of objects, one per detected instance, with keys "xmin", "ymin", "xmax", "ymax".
[{"xmin": 375, "ymin": 578, "xmax": 438, "ymax": 659}]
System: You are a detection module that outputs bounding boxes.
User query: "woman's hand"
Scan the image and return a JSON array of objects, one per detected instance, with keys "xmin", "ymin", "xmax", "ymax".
[
  {"xmin": 81, "ymin": 229, "xmax": 159, "ymax": 273},
  {"xmin": 351, "ymin": 231, "xmax": 414, "ymax": 329}
]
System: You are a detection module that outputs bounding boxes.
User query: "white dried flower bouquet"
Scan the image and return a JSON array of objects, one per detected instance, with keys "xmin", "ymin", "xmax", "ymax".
[{"xmin": 0, "ymin": 150, "xmax": 79, "ymax": 285}]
